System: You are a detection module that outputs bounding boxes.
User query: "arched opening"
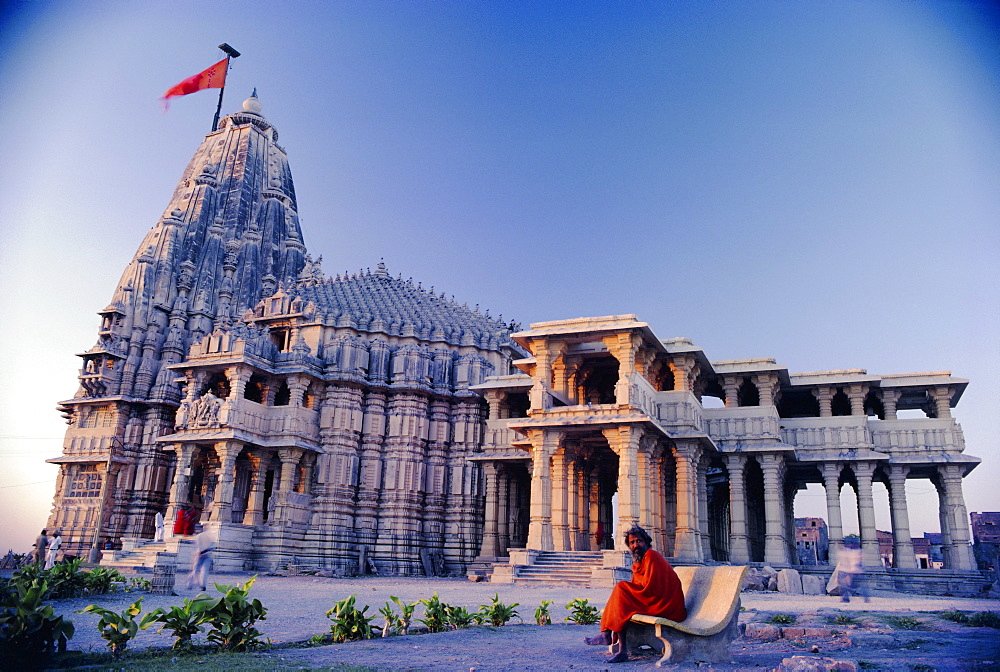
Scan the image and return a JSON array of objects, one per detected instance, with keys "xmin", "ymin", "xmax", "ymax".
[
  {"xmin": 506, "ymin": 392, "xmax": 530, "ymax": 418},
  {"xmin": 203, "ymin": 372, "xmax": 230, "ymax": 398},
  {"xmin": 701, "ymin": 379, "xmax": 726, "ymax": 408},
  {"xmin": 737, "ymin": 377, "xmax": 760, "ymax": 407},
  {"xmin": 577, "ymin": 356, "xmax": 619, "ymax": 405},
  {"xmin": 274, "ymin": 380, "xmax": 291, "ymax": 406},
  {"xmin": 707, "ymin": 458, "xmax": 730, "ymax": 561},
  {"xmin": 244, "ymin": 373, "xmax": 267, "ymax": 403},
  {"xmin": 864, "ymin": 391, "xmax": 885, "ymax": 419},
  {"xmin": 303, "ymin": 381, "xmax": 321, "ymax": 409},
  {"xmin": 777, "ymin": 389, "xmax": 820, "ymax": 418},
  {"xmin": 831, "ymin": 388, "xmax": 852, "ymax": 416}
]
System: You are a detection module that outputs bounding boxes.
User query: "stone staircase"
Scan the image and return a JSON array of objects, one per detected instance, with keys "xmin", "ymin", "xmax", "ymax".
[
  {"xmin": 100, "ymin": 537, "xmax": 195, "ymax": 573},
  {"xmin": 512, "ymin": 551, "xmax": 604, "ymax": 586}
]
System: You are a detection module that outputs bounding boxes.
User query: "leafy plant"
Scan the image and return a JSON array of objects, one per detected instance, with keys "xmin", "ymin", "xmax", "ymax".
[
  {"xmin": 202, "ymin": 576, "xmax": 268, "ymax": 651},
  {"xmin": 968, "ymin": 611, "xmax": 1000, "ymax": 629},
  {"xmin": 770, "ymin": 613, "xmax": 796, "ymax": 625},
  {"xmin": 379, "ymin": 596, "xmax": 417, "ymax": 637},
  {"xmin": 152, "ymin": 594, "xmax": 214, "ymax": 649},
  {"xmin": 128, "ymin": 576, "xmax": 153, "ymax": 592},
  {"xmin": 565, "ymin": 598, "xmax": 601, "ymax": 625},
  {"xmin": 445, "ymin": 605, "xmax": 477, "ymax": 629},
  {"xmin": 883, "ymin": 614, "xmax": 921, "ymax": 630},
  {"xmin": 534, "ymin": 599, "xmax": 553, "ymax": 625},
  {"xmin": 83, "ymin": 566, "xmax": 126, "ymax": 595},
  {"xmin": 828, "ymin": 614, "xmax": 858, "ymax": 625},
  {"xmin": 419, "ymin": 592, "xmax": 451, "ymax": 633},
  {"xmin": 477, "ymin": 593, "xmax": 520, "ymax": 626},
  {"xmin": 939, "ymin": 609, "xmax": 969, "ymax": 624},
  {"xmin": 80, "ymin": 597, "xmax": 158, "ymax": 658},
  {"xmin": 45, "ymin": 557, "xmax": 89, "ymax": 598},
  {"xmin": 326, "ymin": 594, "xmax": 377, "ymax": 642},
  {"xmin": 0, "ymin": 577, "xmax": 75, "ymax": 662}
]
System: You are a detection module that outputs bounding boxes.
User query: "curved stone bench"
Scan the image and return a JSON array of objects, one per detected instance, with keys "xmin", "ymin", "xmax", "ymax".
[{"xmin": 618, "ymin": 565, "xmax": 748, "ymax": 666}]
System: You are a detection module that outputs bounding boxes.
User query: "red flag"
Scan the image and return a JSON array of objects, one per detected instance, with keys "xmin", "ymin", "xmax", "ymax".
[{"xmin": 162, "ymin": 58, "xmax": 228, "ymax": 102}]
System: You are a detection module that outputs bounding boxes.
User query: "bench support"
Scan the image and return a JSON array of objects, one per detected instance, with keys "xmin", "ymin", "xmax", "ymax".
[{"xmin": 624, "ymin": 599, "xmax": 742, "ymax": 666}]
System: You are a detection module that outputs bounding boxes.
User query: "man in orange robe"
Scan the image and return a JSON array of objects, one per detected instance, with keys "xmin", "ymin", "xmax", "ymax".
[{"xmin": 585, "ymin": 524, "xmax": 686, "ymax": 663}]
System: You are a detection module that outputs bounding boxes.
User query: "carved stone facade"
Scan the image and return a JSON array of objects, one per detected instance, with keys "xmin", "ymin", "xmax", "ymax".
[{"xmin": 46, "ymin": 98, "xmax": 980, "ymax": 577}]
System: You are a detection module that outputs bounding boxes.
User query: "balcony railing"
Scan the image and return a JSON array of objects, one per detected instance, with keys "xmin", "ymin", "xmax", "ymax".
[
  {"xmin": 703, "ymin": 406, "xmax": 782, "ymax": 442},
  {"xmin": 779, "ymin": 416, "xmax": 871, "ymax": 449},
  {"xmin": 868, "ymin": 418, "xmax": 966, "ymax": 454},
  {"xmin": 218, "ymin": 401, "xmax": 320, "ymax": 440},
  {"xmin": 654, "ymin": 390, "xmax": 704, "ymax": 433}
]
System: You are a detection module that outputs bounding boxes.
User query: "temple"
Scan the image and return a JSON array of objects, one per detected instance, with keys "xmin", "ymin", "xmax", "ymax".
[{"xmin": 45, "ymin": 96, "xmax": 982, "ymax": 585}]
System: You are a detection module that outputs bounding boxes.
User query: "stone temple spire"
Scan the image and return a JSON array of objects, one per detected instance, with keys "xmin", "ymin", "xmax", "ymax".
[
  {"xmin": 89, "ymin": 93, "xmax": 307, "ymax": 402},
  {"xmin": 50, "ymin": 96, "xmax": 308, "ymax": 555}
]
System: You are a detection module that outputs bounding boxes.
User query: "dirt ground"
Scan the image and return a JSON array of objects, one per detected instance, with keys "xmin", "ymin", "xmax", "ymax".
[{"xmin": 51, "ymin": 573, "xmax": 1000, "ymax": 671}]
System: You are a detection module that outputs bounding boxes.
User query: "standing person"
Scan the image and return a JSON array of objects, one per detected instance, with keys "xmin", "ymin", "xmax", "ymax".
[
  {"xmin": 836, "ymin": 545, "xmax": 870, "ymax": 603},
  {"xmin": 186, "ymin": 527, "xmax": 215, "ymax": 591},
  {"xmin": 154, "ymin": 511, "xmax": 165, "ymax": 542},
  {"xmin": 44, "ymin": 530, "xmax": 63, "ymax": 569},
  {"xmin": 584, "ymin": 525, "xmax": 687, "ymax": 664},
  {"xmin": 32, "ymin": 529, "xmax": 48, "ymax": 565}
]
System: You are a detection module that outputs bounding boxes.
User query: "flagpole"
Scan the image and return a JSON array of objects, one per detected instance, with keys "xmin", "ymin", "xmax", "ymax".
[{"xmin": 212, "ymin": 43, "xmax": 241, "ymax": 131}]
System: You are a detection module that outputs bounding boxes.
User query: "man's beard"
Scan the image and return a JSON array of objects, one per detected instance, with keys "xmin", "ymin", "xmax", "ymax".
[{"xmin": 631, "ymin": 546, "xmax": 647, "ymax": 562}]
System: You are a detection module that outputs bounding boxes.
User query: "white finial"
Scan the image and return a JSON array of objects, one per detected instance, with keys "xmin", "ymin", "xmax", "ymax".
[{"xmin": 243, "ymin": 88, "xmax": 262, "ymax": 114}]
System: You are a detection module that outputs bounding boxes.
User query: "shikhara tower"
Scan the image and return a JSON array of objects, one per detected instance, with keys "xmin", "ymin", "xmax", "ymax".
[{"xmin": 47, "ymin": 95, "xmax": 985, "ymax": 589}]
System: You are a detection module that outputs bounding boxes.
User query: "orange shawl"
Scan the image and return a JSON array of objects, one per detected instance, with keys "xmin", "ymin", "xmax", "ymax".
[{"xmin": 600, "ymin": 548, "xmax": 686, "ymax": 632}]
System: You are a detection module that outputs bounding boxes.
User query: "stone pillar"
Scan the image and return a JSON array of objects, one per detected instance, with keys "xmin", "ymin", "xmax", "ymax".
[
  {"xmin": 697, "ymin": 452, "xmax": 712, "ymax": 559},
  {"xmin": 725, "ymin": 453, "xmax": 750, "ymax": 564},
  {"xmin": 933, "ymin": 386, "xmax": 953, "ymax": 419},
  {"xmin": 275, "ymin": 448, "xmax": 303, "ymax": 524},
  {"xmin": 755, "ymin": 373, "xmax": 778, "ymax": 407},
  {"xmin": 526, "ymin": 430, "xmax": 562, "ymax": 551},
  {"xmin": 814, "ymin": 387, "xmax": 833, "ymax": 417},
  {"xmin": 848, "ymin": 384, "xmax": 867, "ymax": 416},
  {"xmin": 821, "ymin": 462, "xmax": 844, "ymax": 565},
  {"xmin": 853, "ymin": 461, "xmax": 880, "ymax": 567},
  {"xmin": 497, "ymin": 466, "xmax": 511, "ymax": 554},
  {"xmin": 937, "ymin": 480, "xmax": 954, "ymax": 569},
  {"xmin": 759, "ymin": 453, "xmax": 787, "ymax": 565},
  {"xmin": 209, "ymin": 441, "xmax": 241, "ymax": 524},
  {"xmin": 881, "ymin": 389, "xmax": 899, "ymax": 419},
  {"xmin": 479, "ymin": 462, "xmax": 501, "ymax": 558},
  {"xmin": 886, "ymin": 465, "xmax": 916, "ymax": 568},
  {"xmin": 722, "ymin": 377, "xmax": 740, "ymax": 408},
  {"xmin": 939, "ymin": 466, "xmax": 976, "ymax": 570},
  {"xmin": 669, "ymin": 356, "xmax": 694, "ymax": 392},
  {"xmin": 671, "ymin": 439, "xmax": 703, "ymax": 562},
  {"xmin": 551, "ymin": 449, "xmax": 570, "ymax": 551},
  {"xmin": 244, "ymin": 449, "xmax": 271, "ymax": 527},
  {"xmin": 604, "ymin": 426, "xmax": 641, "ymax": 548},
  {"xmin": 165, "ymin": 443, "xmax": 196, "ymax": 526}
]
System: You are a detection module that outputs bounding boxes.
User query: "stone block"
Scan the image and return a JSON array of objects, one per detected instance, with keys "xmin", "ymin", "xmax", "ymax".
[
  {"xmin": 742, "ymin": 567, "xmax": 767, "ymax": 591},
  {"xmin": 778, "ymin": 568, "xmax": 803, "ymax": 593},
  {"xmin": 802, "ymin": 574, "xmax": 825, "ymax": 595},
  {"xmin": 802, "ymin": 627, "xmax": 833, "ymax": 638},
  {"xmin": 777, "ymin": 656, "xmax": 858, "ymax": 671},
  {"xmin": 744, "ymin": 623, "xmax": 781, "ymax": 641},
  {"xmin": 489, "ymin": 565, "xmax": 515, "ymax": 583},
  {"xmin": 781, "ymin": 627, "xmax": 806, "ymax": 639}
]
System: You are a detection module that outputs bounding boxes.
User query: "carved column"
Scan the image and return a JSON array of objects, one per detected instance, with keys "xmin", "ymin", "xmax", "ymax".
[
  {"xmin": 933, "ymin": 386, "xmax": 952, "ymax": 419},
  {"xmin": 671, "ymin": 439, "xmax": 703, "ymax": 562},
  {"xmin": 479, "ymin": 462, "xmax": 501, "ymax": 558},
  {"xmin": 526, "ymin": 430, "xmax": 562, "ymax": 551},
  {"xmin": 604, "ymin": 426, "xmax": 641, "ymax": 548},
  {"xmin": 887, "ymin": 465, "xmax": 916, "ymax": 568},
  {"xmin": 165, "ymin": 443, "xmax": 196, "ymax": 527},
  {"xmin": 723, "ymin": 377, "xmax": 740, "ymax": 408},
  {"xmin": 759, "ymin": 453, "xmax": 787, "ymax": 565},
  {"xmin": 697, "ymin": 452, "xmax": 712, "ymax": 559},
  {"xmin": 814, "ymin": 387, "xmax": 833, "ymax": 417},
  {"xmin": 551, "ymin": 449, "xmax": 570, "ymax": 550},
  {"xmin": 821, "ymin": 462, "xmax": 844, "ymax": 565},
  {"xmin": 275, "ymin": 448, "xmax": 304, "ymax": 524},
  {"xmin": 244, "ymin": 449, "xmax": 271, "ymax": 527},
  {"xmin": 497, "ymin": 466, "xmax": 511, "ymax": 554},
  {"xmin": 881, "ymin": 389, "xmax": 899, "ymax": 419},
  {"xmin": 848, "ymin": 384, "xmax": 867, "ymax": 416},
  {"xmin": 210, "ymin": 441, "xmax": 241, "ymax": 524},
  {"xmin": 939, "ymin": 465, "xmax": 975, "ymax": 570},
  {"xmin": 725, "ymin": 453, "xmax": 750, "ymax": 564},
  {"xmin": 853, "ymin": 461, "xmax": 880, "ymax": 567}
]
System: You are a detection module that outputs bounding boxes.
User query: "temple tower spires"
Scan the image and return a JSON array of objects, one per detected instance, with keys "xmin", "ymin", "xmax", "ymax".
[{"xmin": 49, "ymin": 94, "xmax": 307, "ymax": 557}]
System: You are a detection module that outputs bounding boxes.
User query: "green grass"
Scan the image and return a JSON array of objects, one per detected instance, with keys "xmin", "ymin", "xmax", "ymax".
[
  {"xmin": 881, "ymin": 614, "xmax": 922, "ymax": 630},
  {"xmin": 769, "ymin": 613, "xmax": 796, "ymax": 625},
  {"xmin": 43, "ymin": 645, "xmax": 379, "ymax": 671},
  {"xmin": 827, "ymin": 614, "xmax": 858, "ymax": 625}
]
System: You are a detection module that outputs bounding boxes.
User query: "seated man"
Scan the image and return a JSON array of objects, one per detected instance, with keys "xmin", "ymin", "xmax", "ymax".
[{"xmin": 585, "ymin": 524, "xmax": 687, "ymax": 663}]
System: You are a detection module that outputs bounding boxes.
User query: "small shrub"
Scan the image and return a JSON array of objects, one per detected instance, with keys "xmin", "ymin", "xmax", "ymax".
[
  {"xmin": 378, "ymin": 595, "xmax": 417, "ymax": 636},
  {"xmin": 477, "ymin": 593, "xmax": 520, "ymax": 627},
  {"xmin": 445, "ymin": 605, "xmax": 477, "ymax": 629},
  {"xmin": 828, "ymin": 614, "xmax": 858, "ymax": 625},
  {"xmin": 883, "ymin": 614, "xmax": 921, "ymax": 630},
  {"xmin": 80, "ymin": 597, "xmax": 158, "ymax": 658},
  {"xmin": 419, "ymin": 592, "xmax": 450, "ymax": 633},
  {"xmin": 82, "ymin": 566, "xmax": 126, "ymax": 595},
  {"xmin": 202, "ymin": 576, "xmax": 268, "ymax": 651},
  {"xmin": 152, "ymin": 594, "xmax": 214, "ymax": 649},
  {"xmin": 326, "ymin": 594, "xmax": 377, "ymax": 642},
  {"xmin": 939, "ymin": 609, "xmax": 969, "ymax": 624},
  {"xmin": 770, "ymin": 613, "xmax": 796, "ymax": 625},
  {"xmin": 565, "ymin": 598, "xmax": 601, "ymax": 625},
  {"xmin": 534, "ymin": 599, "xmax": 553, "ymax": 625},
  {"xmin": 967, "ymin": 611, "xmax": 1000, "ymax": 629},
  {"xmin": 128, "ymin": 576, "xmax": 152, "ymax": 592}
]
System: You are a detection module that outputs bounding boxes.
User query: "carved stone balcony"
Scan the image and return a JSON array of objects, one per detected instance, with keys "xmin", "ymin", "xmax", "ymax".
[
  {"xmin": 703, "ymin": 406, "xmax": 783, "ymax": 446},
  {"xmin": 868, "ymin": 418, "xmax": 966, "ymax": 455},
  {"xmin": 779, "ymin": 416, "xmax": 872, "ymax": 450},
  {"xmin": 653, "ymin": 390, "xmax": 704, "ymax": 435}
]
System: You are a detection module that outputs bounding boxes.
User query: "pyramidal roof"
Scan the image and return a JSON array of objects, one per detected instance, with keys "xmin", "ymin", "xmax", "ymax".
[{"xmin": 293, "ymin": 261, "xmax": 518, "ymax": 351}]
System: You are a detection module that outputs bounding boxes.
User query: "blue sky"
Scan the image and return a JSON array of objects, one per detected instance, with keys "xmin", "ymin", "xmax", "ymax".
[{"xmin": 1, "ymin": 1, "xmax": 997, "ymax": 553}]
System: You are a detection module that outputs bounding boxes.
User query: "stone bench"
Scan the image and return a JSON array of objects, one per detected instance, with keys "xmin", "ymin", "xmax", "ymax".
[{"xmin": 616, "ymin": 565, "xmax": 748, "ymax": 666}]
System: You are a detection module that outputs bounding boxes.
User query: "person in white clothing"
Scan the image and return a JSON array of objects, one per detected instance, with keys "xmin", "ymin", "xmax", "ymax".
[{"xmin": 44, "ymin": 530, "xmax": 62, "ymax": 569}]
